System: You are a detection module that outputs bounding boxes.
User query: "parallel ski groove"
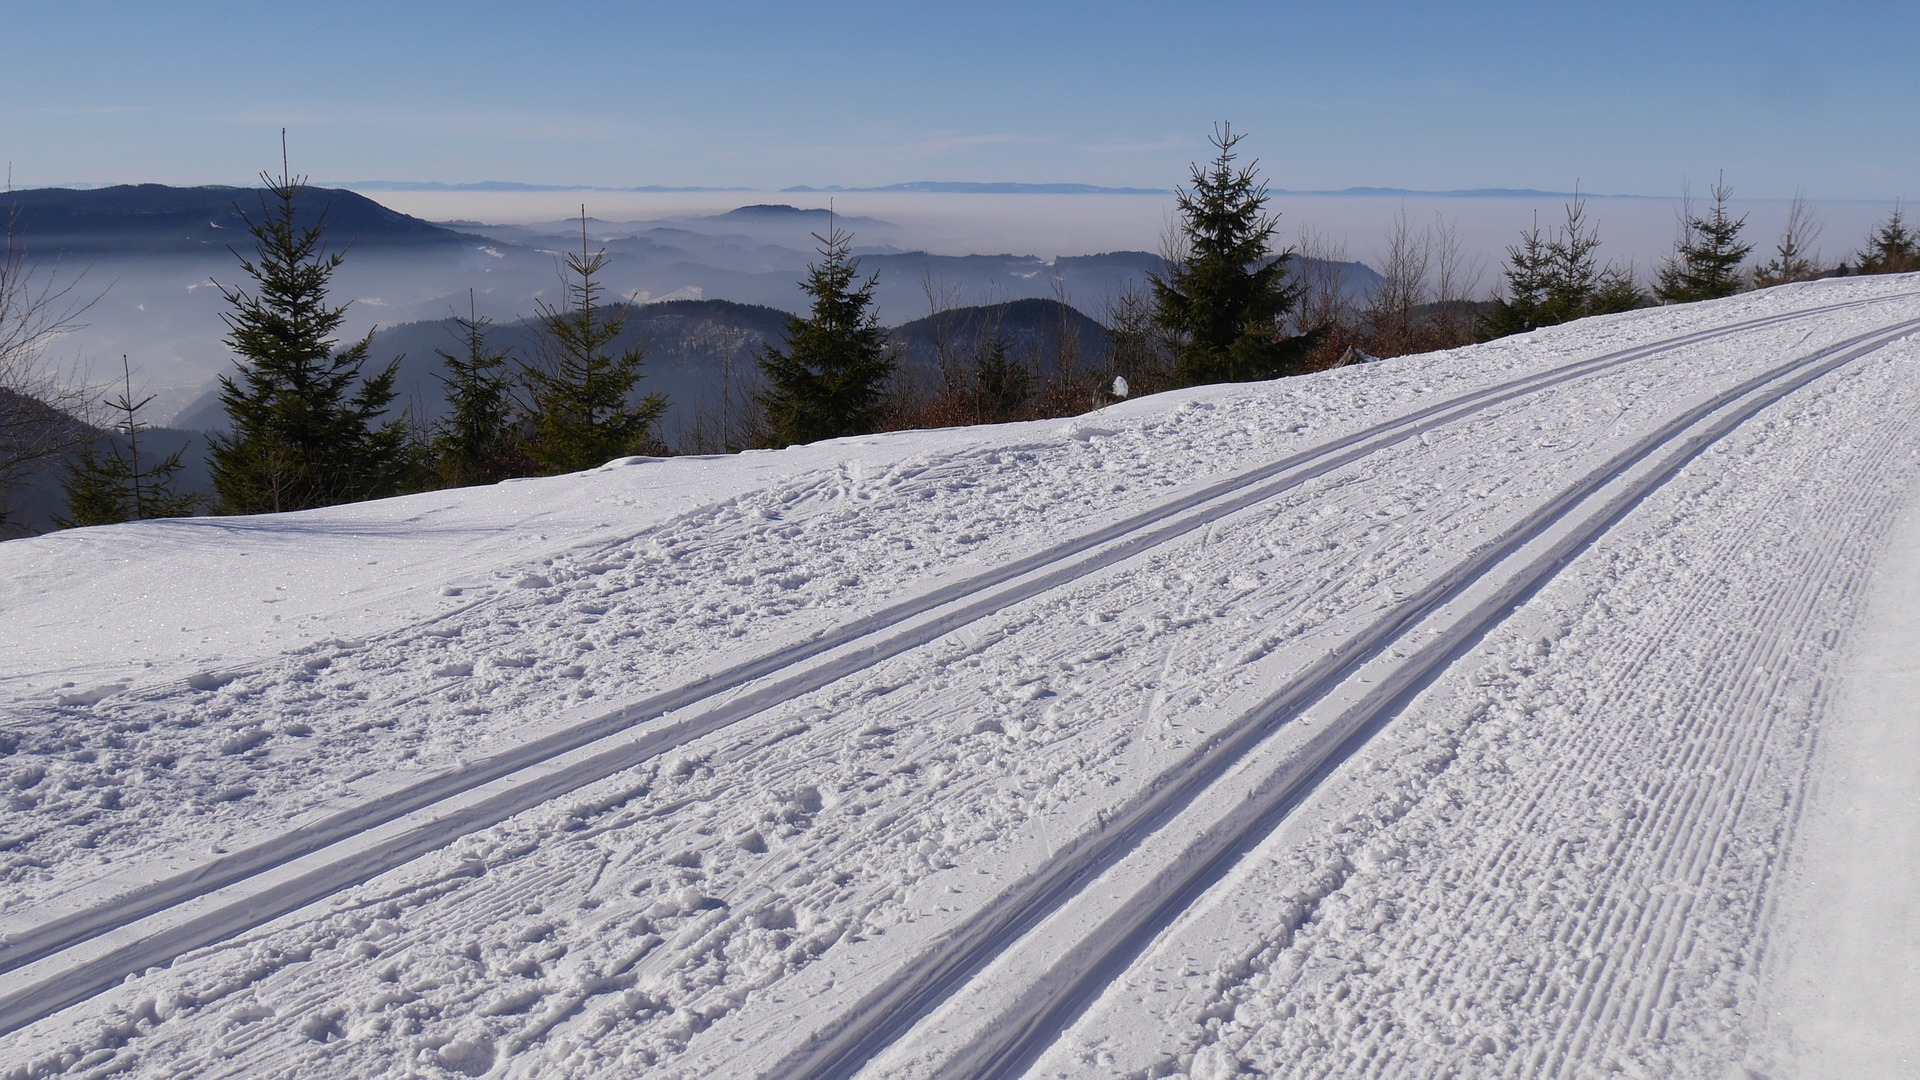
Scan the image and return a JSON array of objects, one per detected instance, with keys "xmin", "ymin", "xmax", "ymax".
[
  {"xmin": 787, "ymin": 316, "xmax": 1920, "ymax": 1080},
  {"xmin": 1517, "ymin": 412, "xmax": 1905, "ymax": 1077},
  {"xmin": 1164, "ymin": 345, "xmax": 1911, "ymax": 1080},
  {"xmin": 0, "ymin": 296, "xmax": 1908, "ymax": 1041}
]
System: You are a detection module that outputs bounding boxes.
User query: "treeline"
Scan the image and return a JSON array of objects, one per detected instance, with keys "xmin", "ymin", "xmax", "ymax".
[
  {"xmin": 1291, "ymin": 177, "xmax": 1920, "ymax": 365},
  {"xmin": 1472, "ymin": 178, "xmax": 1919, "ymax": 342},
  {"xmin": 49, "ymin": 127, "xmax": 1334, "ymax": 526},
  {"xmin": 16, "ymin": 134, "xmax": 1920, "ymax": 530}
]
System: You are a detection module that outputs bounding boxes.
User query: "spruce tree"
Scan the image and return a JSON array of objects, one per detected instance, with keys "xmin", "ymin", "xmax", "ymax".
[
  {"xmin": 1540, "ymin": 201, "xmax": 1603, "ymax": 325},
  {"xmin": 1855, "ymin": 205, "xmax": 1920, "ymax": 274},
  {"xmin": 1483, "ymin": 196, "xmax": 1642, "ymax": 341},
  {"xmin": 1482, "ymin": 214, "xmax": 1553, "ymax": 337},
  {"xmin": 522, "ymin": 212, "xmax": 666, "ymax": 474},
  {"xmin": 1656, "ymin": 175, "xmax": 1753, "ymax": 303},
  {"xmin": 432, "ymin": 292, "xmax": 522, "ymax": 486},
  {"xmin": 1152, "ymin": 124, "xmax": 1313, "ymax": 386},
  {"xmin": 971, "ymin": 336, "xmax": 1032, "ymax": 424},
  {"xmin": 1588, "ymin": 267, "xmax": 1648, "ymax": 315},
  {"xmin": 207, "ymin": 149, "xmax": 407, "ymax": 513},
  {"xmin": 756, "ymin": 214, "xmax": 896, "ymax": 445},
  {"xmin": 58, "ymin": 357, "xmax": 199, "ymax": 527}
]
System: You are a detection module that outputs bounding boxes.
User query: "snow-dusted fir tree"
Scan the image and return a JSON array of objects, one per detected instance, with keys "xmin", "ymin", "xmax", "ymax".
[
  {"xmin": 1655, "ymin": 176, "xmax": 1752, "ymax": 303},
  {"xmin": 756, "ymin": 215, "xmax": 895, "ymax": 445},
  {"xmin": 522, "ymin": 212, "xmax": 665, "ymax": 475},
  {"xmin": 1152, "ymin": 124, "xmax": 1313, "ymax": 386},
  {"xmin": 1542, "ymin": 196, "xmax": 1643, "ymax": 323},
  {"xmin": 208, "ymin": 147, "xmax": 407, "ymax": 514}
]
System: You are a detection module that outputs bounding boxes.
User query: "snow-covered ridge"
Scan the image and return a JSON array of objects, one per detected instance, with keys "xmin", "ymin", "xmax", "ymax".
[{"xmin": 2, "ymin": 276, "xmax": 1918, "ymax": 1077}]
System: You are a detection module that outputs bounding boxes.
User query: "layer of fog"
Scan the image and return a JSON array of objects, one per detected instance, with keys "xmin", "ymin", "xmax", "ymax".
[
  {"xmin": 31, "ymin": 189, "xmax": 1905, "ymax": 428},
  {"xmin": 374, "ymin": 187, "xmax": 1905, "ymax": 278}
]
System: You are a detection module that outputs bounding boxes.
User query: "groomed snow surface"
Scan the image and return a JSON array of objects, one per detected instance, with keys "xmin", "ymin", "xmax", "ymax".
[{"xmin": 2, "ymin": 276, "xmax": 1918, "ymax": 1079}]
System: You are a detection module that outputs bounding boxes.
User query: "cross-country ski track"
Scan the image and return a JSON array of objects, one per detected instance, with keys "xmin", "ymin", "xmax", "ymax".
[{"xmin": 2, "ymin": 276, "xmax": 1917, "ymax": 1078}]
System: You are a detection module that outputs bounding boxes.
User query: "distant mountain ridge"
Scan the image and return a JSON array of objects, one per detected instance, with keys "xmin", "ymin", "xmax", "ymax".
[
  {"xmin": 325, "ymin": 180, "xmax": 1655, "ymax": 199},
  {"xmin": 781, "ymin": 182, "xmax": 1175, "ymax": 196},
  {"xmin": 5, "ymin": 184, "xmax": 471, "ymax": 255},
  {"xmin": 333, "ymin": 181, "xmax": 757, "ymax": 194},
  {"xmin": 1275, "ymin": 186, "xmax": 1653, "ymax": 200}
]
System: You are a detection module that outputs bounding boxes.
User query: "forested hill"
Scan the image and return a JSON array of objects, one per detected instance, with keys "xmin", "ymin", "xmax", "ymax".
[{"xmin": 3, "ymin": 184, "xmax": 470, "ymax": 255}]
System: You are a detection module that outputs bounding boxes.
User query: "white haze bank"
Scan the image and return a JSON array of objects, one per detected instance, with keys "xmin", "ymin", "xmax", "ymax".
[
  {"xmin": 2, "ymin": 275, "xmax": 1918, "ymax": 1078},
  {"xmin": 362, "ymin": 187, "xmax": 1909, "ymax": 280}
]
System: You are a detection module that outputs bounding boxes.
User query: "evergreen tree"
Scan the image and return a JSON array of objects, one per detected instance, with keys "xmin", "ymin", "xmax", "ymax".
[
  {"xmin": 1152, "ymin": 124, "xmax": 1313, "ymax": 386},
  {"xmin": 756, "ymin": 214, "xmax": 896, "ymax": 445},
  {"xmin": 1482, "ymin": 214, "xmax": 1553, "ymax": 337},
  {"xmin": 970, "ymin": 336, "xmax": 1032, "ymax": 424},
  {"xmin": 207, "ymin": 148, "xmax": 408, "ymax": 513},
  {"xmin": 1855, "ymin": 205, "xmax": 1920, "ymax": 275},
  {"xmin": 1540, "ymin": 200, "xmax": 1603, "ymax": 324},
  {"xmin": 432, "ymin": 292, "xmax": 523, "ymax": 486},
  {"xmin": 58, "ymin": 356, "xmax": 199, "ymax": 527},
  {"xmin": 1589, "ymin": 267, "xmax": 1649, "ymax": 315},
  {"xmin": 1483, "ymin": 196, "xmax": 1643, "ymax": 341},
  {"xmin": 522, "ymin": 212, "xmax": 665, "ymax": 475},
  {"xmin": 1655, "ymin": 175, "xmax": 1753, "ymax": 303}
]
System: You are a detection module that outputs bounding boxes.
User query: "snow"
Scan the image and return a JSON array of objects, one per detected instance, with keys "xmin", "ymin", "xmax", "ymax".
[
  {"xmin": 1752, "ymin": 498, "xmax": 1920, "ymax": 1076},
  {"xmin": 1, "ymin": 275, "xmax": 1918, "ymax": 1078}
]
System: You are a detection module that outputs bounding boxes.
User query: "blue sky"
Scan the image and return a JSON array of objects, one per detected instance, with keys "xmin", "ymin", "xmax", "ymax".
[{"xmin": 4, "ymin": 0, "xmax": 1915, "ymax": 199}]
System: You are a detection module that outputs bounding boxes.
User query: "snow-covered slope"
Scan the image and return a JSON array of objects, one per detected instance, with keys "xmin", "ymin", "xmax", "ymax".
[{"xmin": 2, "ymin": 276, "xmax": 1917, "ymax": 1078}]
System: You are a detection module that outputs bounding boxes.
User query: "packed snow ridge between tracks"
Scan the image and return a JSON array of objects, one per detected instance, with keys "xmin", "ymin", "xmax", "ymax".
[{"xmin": 3, "ymin": 276, "xmax": 1918, "ymax": 1078}]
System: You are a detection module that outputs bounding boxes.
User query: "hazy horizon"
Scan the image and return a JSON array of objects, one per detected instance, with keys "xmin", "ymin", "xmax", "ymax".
[
  {"xmin": 28, "ymin": 184, "xmax": 1905, "ymax": 429},
  {"xmin": 361, "ymin": 186, "xmax": 1907, "ymax": 278}
]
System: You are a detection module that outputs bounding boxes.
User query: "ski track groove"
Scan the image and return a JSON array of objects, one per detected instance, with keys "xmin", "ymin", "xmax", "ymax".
[
  {"xmin": 1529, "ymin": 406, "xmax": 1903, "ymax": 1076},
  {"xmin": 1497, "ymin": 445, "xmax": 1827, "ymax": 1060},
  {"xmin": 1434, "ymin": 489, "xmax": 1834, "ymax": 1080},
  {"xmin": 0, "ymin": 289, "xmax": 1913, "ymax": 1065},
  {"xmin": 1140, "ymin": 349, "xmax": 1915, "ymax": 1080},
  {"xmin": 816, "ymin": 315, "xmax": 1920, "ymax": 1079}
]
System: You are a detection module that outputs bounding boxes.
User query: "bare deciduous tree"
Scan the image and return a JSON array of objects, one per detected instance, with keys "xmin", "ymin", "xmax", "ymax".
[
  {"xmin": 671, "ymin": 326, "xmax": 770, "ymax": 455},
  {"xmin": 1363, "ymin": 208, "xmax": 1433, "ymax": 354},
  {"xmin": 1325, "ymin": 211, "xmax": 1485, "ymax": 363},
  {"xmin": 1752, "ymin": 190, "xmax": 1827, "ymax": 287},
  {"xmin": 1, "ymin": 176, "xmax": 99, "ymax": 531},
  {"xmin": 1099, "ymin": 280, "xmax": 1171, "ymax": 397},
  {"xmin": 1291, "ymin": 226, "xmax": 1352, "ymax": 337},
  {"xmin": 1429, "ymin": 213, "xmax": 1485, "ymax": 346},
  {"xmin": 1033, "ymin": 275, "xmax": 1100, "ymax": 417},
  {"xmin": 919, "ymin": 264, "xmax": 968, "ymax": 399}
]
